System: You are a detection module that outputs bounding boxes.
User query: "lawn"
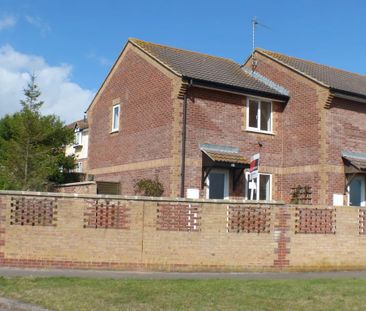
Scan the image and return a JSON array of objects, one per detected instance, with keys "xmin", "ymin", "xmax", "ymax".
[{"xmin": 0, "ymin": 277, "xmax": 365, "ymax": 311}]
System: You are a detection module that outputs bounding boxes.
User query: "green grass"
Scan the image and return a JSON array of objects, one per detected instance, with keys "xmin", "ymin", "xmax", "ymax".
[{"xmin": 0, "ymin": 277, "xmax": 365, "ymax": 310}]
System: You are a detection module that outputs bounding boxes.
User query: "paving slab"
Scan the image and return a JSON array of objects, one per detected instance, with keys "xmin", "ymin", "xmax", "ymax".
[{"xmin": 1, "ymin": 267, "xmax": 366, "ymax": 280}]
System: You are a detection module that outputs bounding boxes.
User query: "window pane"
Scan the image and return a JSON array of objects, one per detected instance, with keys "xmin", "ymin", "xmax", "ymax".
[
  {"xmin": 259, "ymin": 174, "xmax": 271, "ymax": 201},
  {"xmin": 113, "ymin": 106, "xmax": 119, "ymax": 130},
  {"xmin": 248, "ymin": 100, "xmax": 258, "ymax": 128},
  {"xmin": 74, "ymin": 132, "xmax": 82, "ymax": 145},
  {"xmin": 260, "ymin": 101, "xmax": 271, "ymax": 131}
]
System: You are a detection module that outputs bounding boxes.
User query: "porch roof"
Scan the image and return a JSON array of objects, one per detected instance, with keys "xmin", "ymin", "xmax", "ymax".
[
  {"xmin": 342, "ymin": 151, "xmax": 366, "ymax": 171},
  {"xmin": 203, "ymin": 150, "xmax": 249, "ymax": 165}
]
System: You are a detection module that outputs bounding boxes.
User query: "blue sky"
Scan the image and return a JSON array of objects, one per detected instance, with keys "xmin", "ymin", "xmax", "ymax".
[{"xmin": 0, "ymin": 0, "xmax": 365, "ymax": 122}]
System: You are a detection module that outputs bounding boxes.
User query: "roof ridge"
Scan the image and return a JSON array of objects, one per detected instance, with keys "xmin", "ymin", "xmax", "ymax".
[
  {"xmin": 129, "ymin": 38, "xmax": 237, "ymax": 64},
  {"xmin": 257, "ymin": 48, "xmax": 366, "ymax": 80}
]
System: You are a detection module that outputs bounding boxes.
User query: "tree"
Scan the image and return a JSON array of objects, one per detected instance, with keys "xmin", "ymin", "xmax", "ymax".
[{"xmin": 0, "ymin": 74, "xmax": 75, "ymax": 191}]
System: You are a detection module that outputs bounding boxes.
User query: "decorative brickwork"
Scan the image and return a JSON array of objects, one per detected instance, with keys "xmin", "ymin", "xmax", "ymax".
[
  {"xmin": 227, "ymin": 205, "xmax": 271, "ymax": 233},
  {"xmin": 273, "ymin": 207, "xmax": 290, "ymax": 268},
  {"xmin": 9, "ymin": 197, "xmax": 57, "ymax": 227},
  {"xmin": 359, "ymin": 209, "xmax": 366, "ymax": 235},
  {"xmin": 6, "ymin": 191, "xmax": 366, "ymax": 272},
  {"xmin": 84, "ymin": 200, "xmax": 130, "ymax": 229},
  {"xmin": 295, "ymin": 207, "xmax": 336, "ymax": 234},
  {"xmin": 156, "ymin": 203, "xmax": 201, "ymax": 231}
]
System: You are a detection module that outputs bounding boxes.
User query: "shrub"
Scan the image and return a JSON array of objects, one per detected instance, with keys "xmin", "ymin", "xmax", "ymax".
[{"xmin": 134, "ymin": 178, "xmax": 164, "ymax": 197}]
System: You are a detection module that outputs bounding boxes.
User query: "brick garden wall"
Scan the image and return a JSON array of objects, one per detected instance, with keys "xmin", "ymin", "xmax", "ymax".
[{"xmin": 1, "ymin": 191, "xmax": 366, "ymax": 271}]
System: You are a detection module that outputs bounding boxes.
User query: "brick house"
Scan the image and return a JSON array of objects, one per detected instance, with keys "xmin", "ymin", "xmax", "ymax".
[{"xmin": 85, "ymin": 38, "xmax": 366, "ymax": 206}]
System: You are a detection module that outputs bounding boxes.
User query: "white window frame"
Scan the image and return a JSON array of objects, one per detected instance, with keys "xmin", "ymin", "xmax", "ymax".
[
  {"xmin": 74, "ymin": 128, "xmax": 82, "ymax": 146},
  {"xmin": 246, "ymin": 98, "xmax": 273, "ymax": 133},
  {"xmin": 245, "ymin": 172, "xmax": 272, "ymax": 201},
  {"xmin": 111, "ymin": 104, "xmax": 120, "ymax": 132}
]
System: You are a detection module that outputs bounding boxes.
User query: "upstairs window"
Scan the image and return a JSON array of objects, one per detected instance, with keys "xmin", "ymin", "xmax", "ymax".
[
  {"xmin": 112, "ymin": 104, "xmax": 120, "ymax": 132},
  {"xmin": 74, "ymin": 129, "xmax": 82, "ymax": 146},
  {"xmin": 247, "ymin": 99, "xmax": 272, "ymax": 133}
]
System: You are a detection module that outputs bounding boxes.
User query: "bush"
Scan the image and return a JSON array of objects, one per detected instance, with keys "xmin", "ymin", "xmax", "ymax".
[{"xmin": 134, "ymin": 178, "xmax": 164, "ymax": 197}]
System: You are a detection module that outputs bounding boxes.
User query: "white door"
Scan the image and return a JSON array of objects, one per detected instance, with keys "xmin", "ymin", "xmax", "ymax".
[
  {"xmin": 207, "ymin": 169, "xmax": 229, "ymax": 199},
  {"xmin": 348, "ymin": 175, "xmax": 365, "ymax": 207}
]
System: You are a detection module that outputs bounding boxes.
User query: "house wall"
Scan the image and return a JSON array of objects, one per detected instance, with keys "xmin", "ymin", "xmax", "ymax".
[
  {"xmin": 325, "ymin": 96, "xmax": 366, "ymax": 204},
  {"xmin": 244, "ymin": 52, "xmax": 331, "ymax": 204},
  {"xmin": 87, "ymin": 43, "xmax": 183, "ymax": 197},
  {"xmin": 2, "ymin": 191, "xmax": 366, "ymax": 272},
  {"xmin": 184, "ymin": 87, "xmax": 284, "ymax": 200}
]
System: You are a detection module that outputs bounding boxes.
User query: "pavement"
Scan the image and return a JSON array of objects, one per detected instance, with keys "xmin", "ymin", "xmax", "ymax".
[
  {"xmin": 1, "ymin": 267, "xmax": 366, "ymax": 280},
  {"xmin": 0, "ymin": 298, "xmax": 50, "ymax": 311}
]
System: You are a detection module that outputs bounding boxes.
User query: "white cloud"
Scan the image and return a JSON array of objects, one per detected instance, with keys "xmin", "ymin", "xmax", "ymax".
[
  {"xmin": 0, "ymin": 15, "xmax": 16, "ymax": 31},
  {"xmin": 25, "ymin": 15, "xmax": 51, "ymax": 36},
  {"xmin": 0, "ymin": 45, "xmax": 94, "ymax": 123}
]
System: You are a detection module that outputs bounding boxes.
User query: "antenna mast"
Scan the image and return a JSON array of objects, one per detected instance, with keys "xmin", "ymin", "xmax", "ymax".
[
  {"xmin": 251, "ymin": 16, "xmax": 258, "ymax": 71},
  {"xmin": 251, "ymin": 17, "xmax": 270, "ymax": 71}
]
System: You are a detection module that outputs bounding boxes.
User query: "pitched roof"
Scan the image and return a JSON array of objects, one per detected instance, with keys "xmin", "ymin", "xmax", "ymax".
[
  {"xmin": 257, "ymin": 48, "xmax": 366, "ymax": 99},
  {"xmin": 67, "ymin": 119, "xmax": 88, "ymax": 130},
  {"xmin": 129, "ymin": 38, "xmax": 287, "ymax": 98}
]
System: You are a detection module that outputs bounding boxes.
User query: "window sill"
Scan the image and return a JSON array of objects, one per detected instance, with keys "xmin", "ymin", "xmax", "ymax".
[
  {"xmin": 110, "ymin": 130, "xmax": 119, "ymax": 134},
  {"xmin": 245, "ymin": 128, "xmax": 275, "ymax": 136}
]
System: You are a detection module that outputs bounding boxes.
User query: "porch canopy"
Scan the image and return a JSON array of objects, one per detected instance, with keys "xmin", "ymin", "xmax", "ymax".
[
  {"xmin": 342, "ymin": 151, "xmax": 366, "ymax": 173},
  {"xmin": 200, "ymin": 144, "xmax": 250, "ymax": 189}
]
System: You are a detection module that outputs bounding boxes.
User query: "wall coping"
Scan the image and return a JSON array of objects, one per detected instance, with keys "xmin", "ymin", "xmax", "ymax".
[
  {"xmin": 55, "ymin": 181, "xmax": 97, "ymax": 187},
  {"xmin": 0, "ymin": 190, "xmax": 285, "ymax": 205}
]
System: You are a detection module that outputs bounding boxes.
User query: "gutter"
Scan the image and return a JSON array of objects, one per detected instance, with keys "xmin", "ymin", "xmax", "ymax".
[
  {"xmin": 331, "ymin": 88, "xmax": 366, "ymax": 104},
  {"xmin": 180, "ymin": 79, "xmax": 192, "ymax": 198},
  {"xmin": 189, "ymin": 78, "xmax": 289, "ymax": 102}
]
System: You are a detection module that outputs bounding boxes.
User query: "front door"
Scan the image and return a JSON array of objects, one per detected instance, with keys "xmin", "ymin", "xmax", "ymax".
[
  {"xmin": 349, "ymin": 175, "xmax": 365, "ymax": 206},
  {"xmin": 207, "ymin": 169, "xmax": 229, "ymax": 199}
]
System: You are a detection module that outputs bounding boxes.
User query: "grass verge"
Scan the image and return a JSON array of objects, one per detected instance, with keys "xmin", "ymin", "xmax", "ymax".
[{"xmin": 0, "ymin": 277, "xmax": 365, "ymax": 310}]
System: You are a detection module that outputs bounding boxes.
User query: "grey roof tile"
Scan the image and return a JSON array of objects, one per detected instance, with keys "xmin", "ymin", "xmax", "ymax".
[
  {"xmin": 258, "ymin": 49, "xmax": 366, "ymax": 98},
  {"xmin": 130, "ymin": 38, "xmax": 286, "ymax": 97}
]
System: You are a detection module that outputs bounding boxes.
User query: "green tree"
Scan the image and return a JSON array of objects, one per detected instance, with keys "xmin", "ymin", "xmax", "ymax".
[{"xmin": 0, "ymin": 74, "xmax": 75, "ymax": 191}]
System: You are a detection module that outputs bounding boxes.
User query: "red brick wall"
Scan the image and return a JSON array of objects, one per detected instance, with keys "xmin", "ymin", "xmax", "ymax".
[
  {"xmin": 243, "ymin": 52, "xmax": 325, "ymax": 203},
  {"xmin": 184, "ymin": 87, "xmax": 284, "ymax": 200},
  {"xmin": 326, "ymin": 97, "xmax": 366, "ymax": 165},
  {"xmin": 87, "ymin": 44, "xmax": 177, "ymax": 194},
  {"xmin": 247, "ymin": 53, "xmax": 322, "ymax": 165},
  {"xmin": 93, "ymin": 167, "xmax": 171, "ymax": 197},
  {"xmin": 326, "ymin": 96, "xmax": 366, "ymax": 202}
]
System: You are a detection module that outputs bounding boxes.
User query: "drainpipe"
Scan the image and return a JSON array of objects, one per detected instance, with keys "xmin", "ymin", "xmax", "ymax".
[{"xmin": 180, "ymin": 80, "xmax": 192, "ymax": 198}]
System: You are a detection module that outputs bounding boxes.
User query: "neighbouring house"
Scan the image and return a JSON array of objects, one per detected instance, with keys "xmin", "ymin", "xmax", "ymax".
[
  {"xmin": 85, "ymin": 38, "xmax": 366, "ymax": 206},
  {"xmin": 66, "ymin": 119, "xmax": 89, "ymax": 173}
]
